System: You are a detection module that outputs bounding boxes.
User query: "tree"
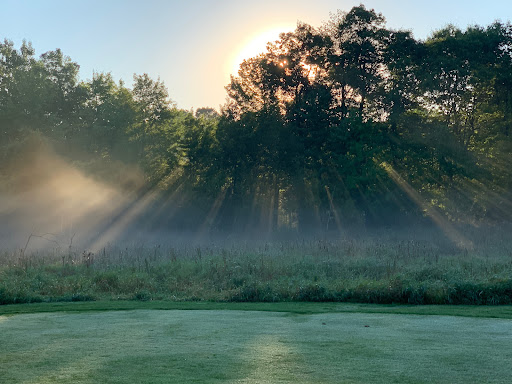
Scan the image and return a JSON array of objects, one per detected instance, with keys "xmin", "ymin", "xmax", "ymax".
[
  {"xmin": 0, "ymin": 40, "xmax": 80, "ymax": 139},
  {"xmin": 195, "ymin": 107, "xmax": 219, "ymax": 120},
  {"xmin": 75, "ymin": 73, "xmax": 137, "ymax": 162},
  {"xmin": 128, "ymin": 74, "xmax": 178, "ymax": 184},
  {"xmin": 326, "ymin": 5, "xmax": 391, "ymax": 120}
]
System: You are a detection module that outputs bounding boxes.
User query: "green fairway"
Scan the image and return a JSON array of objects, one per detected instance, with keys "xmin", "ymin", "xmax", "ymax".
[{"xmin": 1, "ymin": 306, "xmax": 512, "ymax": 383}]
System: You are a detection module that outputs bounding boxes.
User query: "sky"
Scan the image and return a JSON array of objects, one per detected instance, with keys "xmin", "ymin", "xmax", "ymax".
[{"xmin": 2, "ymin": 0, "xmax": 512, "ymax": 111}]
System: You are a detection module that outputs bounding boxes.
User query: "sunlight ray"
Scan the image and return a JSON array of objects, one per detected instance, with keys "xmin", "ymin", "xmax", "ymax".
[
  {"xmin": 196, "ymin": 187, "xmax": 228, "ymax": 239},
  {"xmin": 140, "ymin": 182, "xmax": 187, "ymax": 228},
  {"xmin": 324, "ymin": 185, "xmax": 343, "ymax": 233},
  {"xmin": 87, "ymin": 187, "xmax": 161, "ymax": 251},
  {"xmin": 381, "ymin": 162, "xmax": 473, "ymax": 249}
]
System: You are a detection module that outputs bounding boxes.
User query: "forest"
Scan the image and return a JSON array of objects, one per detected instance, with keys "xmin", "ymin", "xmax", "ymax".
[{"xmin": 2, "ymin": 5, "xmax": 512, "ymax": 244}]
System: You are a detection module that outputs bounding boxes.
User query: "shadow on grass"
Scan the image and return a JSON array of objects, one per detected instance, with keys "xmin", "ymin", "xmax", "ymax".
[{"xmin": 2, "ymin": 300, "xmax": 512, "ymax": 319}]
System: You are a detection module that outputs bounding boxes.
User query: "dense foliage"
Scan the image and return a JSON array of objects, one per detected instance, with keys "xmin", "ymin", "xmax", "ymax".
[{"xmin": 2, "ymin": 5, "xmax": 512, "ymax": 235}]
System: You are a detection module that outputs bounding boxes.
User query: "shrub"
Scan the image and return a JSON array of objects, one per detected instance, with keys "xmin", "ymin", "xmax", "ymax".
[
  {"xmin": 294, "ymin": 284, "xmax": 332, "ymax": 302},
  {"xmin": 0, "ymin": 287, "xmax": 43, "ymax": 305},
  {"xmin": 132, "ymin": 290, "xmax": 152, "ymax": 301},
  {"xmin": 94, "ymin": 272, "xmax": 120, "ymax": 292},
  {"xmin": 229, "ymin": 283, "xmax": 282, "ymax": 302}
]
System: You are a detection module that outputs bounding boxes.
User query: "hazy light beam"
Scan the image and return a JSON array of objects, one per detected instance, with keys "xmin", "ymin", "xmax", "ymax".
[
  {"xmin": 324, "ymin": 185, "xmax": 343, "ymax": 233},
  {"xmin": 381, "ymin": 162, "xmax": 473, "ymax": 249}
]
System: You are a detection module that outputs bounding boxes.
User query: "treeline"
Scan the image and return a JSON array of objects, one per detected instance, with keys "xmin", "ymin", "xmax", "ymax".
[{"xmin": 2, "ymin": 5, "xmax": 512, "ymax": 235}]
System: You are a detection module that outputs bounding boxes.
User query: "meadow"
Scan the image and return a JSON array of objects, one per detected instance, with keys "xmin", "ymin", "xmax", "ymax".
[{"xmin": 1, "ymin": 225, "xmax": 512, "ymax": 306}]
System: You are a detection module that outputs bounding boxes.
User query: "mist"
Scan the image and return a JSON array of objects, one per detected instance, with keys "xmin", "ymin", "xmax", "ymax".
[
  {"xmin": 0, "ymin": 148, "xmax": 471, "ymax": 261},
  {"xmin": 0, "ymin": 138, "xmax": 136, "ymax": 251}
]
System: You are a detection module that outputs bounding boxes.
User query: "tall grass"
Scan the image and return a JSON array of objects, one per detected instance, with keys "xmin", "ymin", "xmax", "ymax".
[{"xmin": 1, "ymin": 226, "xmax": 512, "ymax": 305}]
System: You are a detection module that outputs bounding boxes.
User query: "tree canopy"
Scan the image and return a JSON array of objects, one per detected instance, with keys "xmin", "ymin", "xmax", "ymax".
[{"xmin": 2, "ymin": 6, "xmax": 512, "ymax": 236}]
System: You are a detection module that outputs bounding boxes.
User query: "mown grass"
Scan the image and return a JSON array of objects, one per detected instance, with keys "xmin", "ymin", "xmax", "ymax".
[
  {"xmin": 2, "ymin": 300, "xmax": 512, "ymax": 319},
  {"xmin": 1, "ymin": 308, "xmax": 512, "ymax": 383},
  {"xmin": 1, "ymin": 229, "xmax": 512, "ymax": 305}
]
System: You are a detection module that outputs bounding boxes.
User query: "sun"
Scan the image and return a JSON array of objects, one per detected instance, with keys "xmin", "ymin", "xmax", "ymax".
[{"xmin": 230, "ymin": 24, "xmax": 296, "ymax": 77}]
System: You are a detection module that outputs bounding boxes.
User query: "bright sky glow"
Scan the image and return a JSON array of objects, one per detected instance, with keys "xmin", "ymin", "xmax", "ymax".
[
  {"xmin": 230, "ymin": 25, "xmax": 296, "ymax": 77},
  {"xmin": 1, "ymin": 0, "xmax": 511, "ymax": 111}
]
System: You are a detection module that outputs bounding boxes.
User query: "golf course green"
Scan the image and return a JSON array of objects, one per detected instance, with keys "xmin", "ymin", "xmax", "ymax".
[{"xmin": 1, "ymin": 303, "xmax": 511, "ymax": 383}]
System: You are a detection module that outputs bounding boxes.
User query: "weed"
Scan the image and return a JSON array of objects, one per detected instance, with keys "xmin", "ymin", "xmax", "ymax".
[{"xmin": 2, "ymin": 228, "xmax": 512, "ymax": 305}]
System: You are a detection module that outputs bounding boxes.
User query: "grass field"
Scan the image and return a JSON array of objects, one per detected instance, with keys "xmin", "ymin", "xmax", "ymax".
[
  {"xmin": 2, "ymin": 230, "xmax": 512, "ymax": 382},
  {"xmin": 1, "ymin": 302, "xmax": 512, "ymax": 383},
  {"xmin": 2, "ymin": 227, "xmax": 512, "ymax": 305}
]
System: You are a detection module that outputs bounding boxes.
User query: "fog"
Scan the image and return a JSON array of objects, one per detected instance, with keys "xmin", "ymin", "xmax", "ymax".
[
  {"xmin": 0, "ymin": 138, "xmax": 505, "ymax": 258},
  {"xmin": 0, "ymin": 141, "xmax": 135, "ymax": 252},
  {"xmin": 0, "ymin": 140, "xmax": 297, "ymax": 253}
]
